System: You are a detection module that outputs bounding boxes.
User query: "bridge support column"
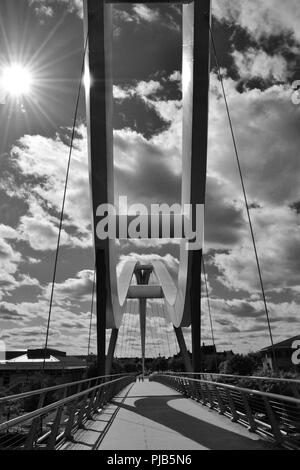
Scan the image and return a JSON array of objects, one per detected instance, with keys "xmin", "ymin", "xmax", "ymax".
[
  {"xmin": 174, "ymin": 327, "xmax": 193, "ymax": 373},
  {"xmin": 187, "ymin": 0, "xmax": 211, "ymax": 372},
  {"xmin": 96, "ymin": 248, "xmax": 107, "ymax": 376},
  {"xmin": 105, "ymin": 328, "xmax": 118, "ymax": 375},
  {"xmin": 191, "ymin": 250, "xmax": 202, "ymax": 372},
  {"xmin": 83, "ymin": 0, "xmax": 113, "ymax": 376}
]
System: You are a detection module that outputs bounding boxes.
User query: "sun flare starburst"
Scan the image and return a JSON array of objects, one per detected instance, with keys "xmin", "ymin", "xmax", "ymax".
[{"xmin": 1, "ymin": 63, "xmax": 33, "ymax": 98}]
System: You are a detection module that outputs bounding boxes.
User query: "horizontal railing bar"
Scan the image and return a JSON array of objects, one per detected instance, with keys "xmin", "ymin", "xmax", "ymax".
[
  {"xmin": 164, "ymin": 371, "xmax": 300, "ymax": 385},
  {"xmin": 0, "ymin": 375, "xmax": 133, "ymax": 432},
  {"xmin": 0, "ymin": 373, "xmax": 127, "ymax": 404},
  {"xmin": 160, "ymin": 374, "xmax": 300, "ymax": 406}
]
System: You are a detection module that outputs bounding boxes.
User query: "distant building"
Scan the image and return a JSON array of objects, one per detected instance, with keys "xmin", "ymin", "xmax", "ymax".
[
  {"xmin": 0, "ymin": 348, "xmax": 87, "ymax": 389},
  {"xmin": 260, "ymin": 335, "xmax": 300, "ymax": 371},
  {"xmin": 201, "ymin": 343, "xmax": 217, "ymax": 356}
]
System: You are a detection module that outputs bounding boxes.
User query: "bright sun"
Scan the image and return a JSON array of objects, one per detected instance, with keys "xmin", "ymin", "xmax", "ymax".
[{"xmin": 1, "ymin": 64, "xmax": 33, "ymax": 98}]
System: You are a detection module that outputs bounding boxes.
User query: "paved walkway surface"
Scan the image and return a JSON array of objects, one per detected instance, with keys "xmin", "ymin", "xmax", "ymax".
[{"xmin": 61, "ymin": 379, "xmax": 276, "ymax": 450}]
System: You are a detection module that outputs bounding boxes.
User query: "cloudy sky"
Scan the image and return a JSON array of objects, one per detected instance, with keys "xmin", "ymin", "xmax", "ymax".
[{"xmin": 0, "ymin": 0, "xmax": 299, "ymax": 358}]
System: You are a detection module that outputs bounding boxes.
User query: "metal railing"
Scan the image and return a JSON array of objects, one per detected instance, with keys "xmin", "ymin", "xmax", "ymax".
[
  {"xmin": 150, "ymin": 373, "xmax": 300, "ymax": 449},
  {"xmin": 0, "ymin": 373, "xmax": 134, "ymax": 449},
  {"xmin": 161, "ymin": 371, "xmax": 300, "ymax": 398}
]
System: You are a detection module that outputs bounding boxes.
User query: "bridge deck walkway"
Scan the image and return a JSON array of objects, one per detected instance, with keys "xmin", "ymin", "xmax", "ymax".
[{"xmin": 61, "ymin": 379, "xmax": 276, "ymax": 450}]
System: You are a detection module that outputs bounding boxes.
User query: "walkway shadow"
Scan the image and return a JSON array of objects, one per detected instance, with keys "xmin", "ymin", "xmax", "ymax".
[{"xmin": 111, "ymin": 395, "xmax": 277, "ymax": 450}]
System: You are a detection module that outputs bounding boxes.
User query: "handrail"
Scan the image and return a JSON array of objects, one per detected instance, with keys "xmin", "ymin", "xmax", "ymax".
[
  {"xmin": 159, "ymin": 374, "xmax": 300, "ymax": 406},
  {"xmin": 163, "ymin": 371, "xmax": 300, "ymax": 385},
  {"xmin": 0, "ymin": 375, "xmax": 131, "ymax": 433},
  {"xmin": 0, "ymin": 373, "xmax": 128, "ymax": 404}
]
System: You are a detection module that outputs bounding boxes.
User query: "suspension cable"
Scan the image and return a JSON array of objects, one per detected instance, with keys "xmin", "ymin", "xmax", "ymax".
[
  {"xmin": 127, "ymin": 300, "xmax": 134, "ymax": 358},
  {"xmin": 87, "ymin": 267, "xmax": 96, "ymax": 357},
  {"xmin": 120, "ymin": 301, "xmax": 129, "ymax": 358},
  {"xmin": 207, "ymin": 21, "xmax": 278, "ymax": 370},
  {"xmin": 161, "ymin": 300, "xmax": 172, "ymax": 358},
  {"xmin": 148, "ymin": 301, "xmax": 156, "ymax": 359},
  {"xmin": 202, "ymin": 256, "xmax": 218, "ymax": 371},
  {"xmin": 150, "ymin": 302, "xmax": 159, "ymax": 358},
  {"xmin": 42, "ymin": 34, "xmax": 89, "ymax": 370},
  {"xmin": 155, "ymin": 301, "xmax": 166, "ymax": 357},
  {"xmin": 161, "ymin": 302, "xmax": 172, "ymax": 358},
  {"xmin": 118, "ymin": 301, "xmax": 127, "ymax": 358}
]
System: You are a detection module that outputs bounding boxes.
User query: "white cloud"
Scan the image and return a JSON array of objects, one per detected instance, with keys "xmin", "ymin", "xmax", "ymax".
[
  {"xmin": 232, "ymin": 48, "xmax": 288, "ymax": 82},
  {"xmin": 34, "ymin": 4, "xmax": 54, "ymax": 18},
  {"xmin": 132, "ymin": 4, "xmax": 160, "ymax": 23},
  {"xmin": 0, "ymin": 238, "xmax": 22, "ymax": 299},
  {"xmin": 114, "ymin": 4, "xmax": 180, "ymax": 36},
  {"xmin": 43, "ymin": 269, "xmax": 94, "ymax": 305},
  {"xmin": 213, "ymin": 205, "xmax": 300, "ymax": 293},
  {"xmin": 169, "ymin": 71, "xmax": 181, "ymax": 82},
  {"xmin": 114, "ymin": 80, "xmax": 163, "ymax": 101},
  {"xmin": 0, "ymin": 224, "xmax": 19, "ymax": 240},
  {"xmin": 10, "ymin": 125, "xmax": 92, "ymax": 251},
  {"xmin": 135, "ymin": 80, "xmax": 162, "ymax": 97},
  {"xmin": 213, "ymin": 0, "xmax": 300, "ymax": 43},
  {"xmin": 208, "ymin": 74, "xmax": 300, "ymax": 207},
  {"xmin": 113, "ymin": 85, "xmax": 133, "ymax": 101},
  {"xmin": 28, "ymin": 0, "xmax": 83, "ymax": 19}
]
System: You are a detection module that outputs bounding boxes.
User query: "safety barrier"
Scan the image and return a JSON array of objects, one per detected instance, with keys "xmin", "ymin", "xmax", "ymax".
[
  {"xmin": 151, "ymin": 373, "xmax": 300, "ymax": 449},
  {"xmin": 162, "ymin": 371, "xmax": 300, "ymax": 398},
  {"xmin": 0, "ymin": 373, "xmax": 134, "ymax": 449}
]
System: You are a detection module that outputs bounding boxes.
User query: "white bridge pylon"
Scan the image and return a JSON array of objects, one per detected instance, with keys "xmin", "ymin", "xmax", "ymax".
[
  {"xmin": 116, "ymin": 261, "xmax": 190, "ymax": 374},
  {"xmin": 114, "ymin": 258, "xmax": 193, "ymax": 329}
]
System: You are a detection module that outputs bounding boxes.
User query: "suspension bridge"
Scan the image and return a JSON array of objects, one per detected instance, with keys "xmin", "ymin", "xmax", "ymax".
[{"xmin": 0, "ymin": 0, "xmax": 299, "ymax": 451}]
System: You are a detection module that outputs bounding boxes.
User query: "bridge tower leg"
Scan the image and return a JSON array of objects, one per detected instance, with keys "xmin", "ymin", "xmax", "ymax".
[
  {"xmin": 174, "ymin": 327, "xmax": 193, "ymax": 373},
  {"xmin": 105, "ymin": 328, "xmax": 119, "ymax": 375},
  {"xmin": 96, "ymin": 249, "xmax": 107, "ymax": 376},
  {"xmin": 185, "ymin": 1, "xmax": 210, "ymax": 372},
  {"xmin": 191, "ymin": 250, "xmax": 202, "ymax": 372},
  {"xmin": 83, "ymin": 0, "xmax": 113, "ymax": 376}
]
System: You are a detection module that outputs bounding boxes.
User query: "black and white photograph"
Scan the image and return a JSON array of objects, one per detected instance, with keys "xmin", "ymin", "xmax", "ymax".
[{"xmin": 0, "ymin": 0, "xmax": 299, "ymax": 457}]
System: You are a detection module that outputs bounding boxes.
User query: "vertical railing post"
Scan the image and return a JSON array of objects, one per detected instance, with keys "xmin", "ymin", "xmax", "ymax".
[
  {"xmin": 225, "ymin": 389, "xmax": 239, "ymax": 422},
  {"xmin": 204, "ymin": 382, "xmax": 215, "ymax": 409},
  {"xmin": 194, "ymin": 375, "xmax": 203, "ymax": 402},
  {"xmin": 199, "ymin": 382, "xmax": 208, "ymax": 405},
  {"xmin": 241, "ymin": 392, "xmax": 257, "ymax": 432},
  {"xmin": 37, "ymin": 391, "xmax": 46, "ymax": 410},
  {"xmin": 261, "ymin": 393, "xmax": 283, "ymax": 444},
  {"xmin": 215, "ymin": 385, "xmax": 226, "ymax": 415},
  {"xmin": 95, "ymin": 380, "xmax": 105, "ymax": 410},
  {"xmin": 46, "ymin": 405, "xmax": 63, "ymax": 450},
  {"xmin": 64, "ymin": 403, "xmax": 76, "ymax": 441},
  {"xmin": 77, "ymin": 394, "xmax": 89, "ymax": 429},
  {"xmin": 86, "ymin": 389, "xmax": 97, "ymax": 419},
  {"xmin": 24, "ymin": 416, "xmax": 41, "ymax": 450},
  {"xmin": 291, "ymin": 384, "xmax": 300, "ymax": 399}
]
